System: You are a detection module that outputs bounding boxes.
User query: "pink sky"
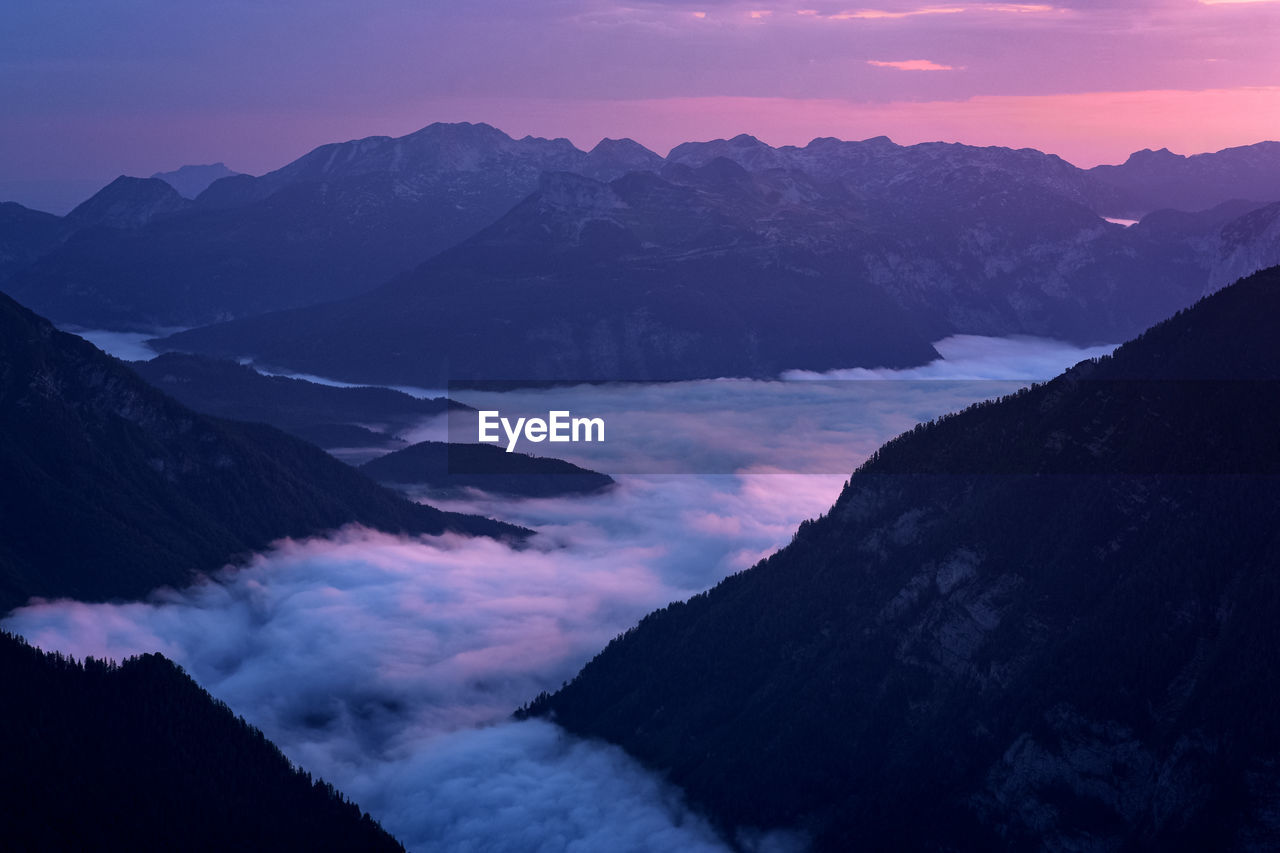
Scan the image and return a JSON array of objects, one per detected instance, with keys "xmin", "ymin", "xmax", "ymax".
[{"xmin": 2, "ymin": 0, "xmax": 1278, "ymax": 197}]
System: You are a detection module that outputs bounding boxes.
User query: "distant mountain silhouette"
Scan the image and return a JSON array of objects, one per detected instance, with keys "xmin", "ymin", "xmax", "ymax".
[
  {"xmin": 4, "ymin": 124, "xmax": 1280, "ymax": 375},
  {"xmin": 154, "ymin": 164, "xmax": 943, "ymax": 382},
  {"xmin": 0, "ymin": 201, "xmax": 62, "ymax": 281},
  {"xmin": 131, "ymin": 352, "xmax": 461, "ymax": 450},
  {"xmin": 64, "ymin": 176, "xmax": 193, "ymax": 230},
  {"xmin": 151, "ymin": 162, "xmax": 243, "ymax": 199},
  {"xmin": 0, "ymin": 630, "xmax": 405, "ymax": 852},
  {"xmin": 361, "ymin": 440, "xmax": 615, "ymax": 498},
  {"xmin": 1089, "ymin": 142, "xmax": 1280, "ymax": 217},
  {"xmin": 522, "ymin": 266, "xmax": 1280, "ymax": 851},
  {"xmin": 4, "ymin": 122, "xmax": 660, "ymax": 328},
  {"xmin": 152, "ymin": 148, "xmax": 1279, "ymax": 384},
  {"xmin": 0, "ymin": 291, "xmax": 520, "ymax": 612}
]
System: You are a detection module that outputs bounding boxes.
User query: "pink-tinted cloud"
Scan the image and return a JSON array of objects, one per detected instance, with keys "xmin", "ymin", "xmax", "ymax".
[
  {"xmin": 3, "ymin": 334, "xmax": 1113, "ymax": 851},
  {"xmin": 868, "ymin": 58, "xmax": 958, "ymax": 69},
  {"xmin": 824, "ymin": 4, "xmax": 1054, "ymax": 19},
  {"xmin": 4, "ymin": 0, "xmax": 1280, "ymax": 197}
]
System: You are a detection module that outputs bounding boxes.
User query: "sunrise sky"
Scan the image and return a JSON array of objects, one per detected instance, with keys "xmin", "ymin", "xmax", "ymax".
[{"xmin": 3, "ymin": 0, "xmax": 1278, "ymax": 208}]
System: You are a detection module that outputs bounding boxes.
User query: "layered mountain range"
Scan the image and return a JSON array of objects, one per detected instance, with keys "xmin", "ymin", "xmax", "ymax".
[
  {"xmin": 0, "ymin": 291, "xmax": 519, "ymax": 611},
  {"xmin": 521, "ymin": 265, "xmax": 1280, "ymax": 850},
  {"xmin": 2, "ymin": 124, "xmax": 1279, "ymax": 382},
  {"xmin": 129, "ymin": 352, "xmax": 461, "ymax": 453},
  {"xmin": 0, "ymin": 123, "xmax": 663, "ymax": 328}
]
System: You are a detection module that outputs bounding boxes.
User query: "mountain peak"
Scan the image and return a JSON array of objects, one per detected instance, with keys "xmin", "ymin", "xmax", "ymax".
[
  {"xmin": 413, "ymin": 120, "xmax": 507, "ymax": 140},
  {"xmin": 666, "ymin": 134, "xmax": 781, "ymax": 170},
  {"xmin": 1124, "ymin": 146, "xmax": 1184, "ymax": 166},
  {"xmin": 584, "ymin": 137, "xmax": 664, "ymax": 179},
  {"xmin": 589, "ymin": 137, "xmax": 655, "ymax": 157},
  {"xmin": 65, "ymin": 175, "xmax": 191, "ymax": 230}
]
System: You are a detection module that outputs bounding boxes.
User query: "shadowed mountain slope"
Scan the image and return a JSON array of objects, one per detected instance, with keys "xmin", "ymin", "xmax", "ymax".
[
  {"xmin": 0, "ymin": 630, "xmax": 405, "ymax": 852},
  {"xmin": 0, "ymin": 292, "xmax": 520, "ymax": 612},
  {"xmin": 522, "ymin": 266, "xmax": 1280, "ymax": 851}
]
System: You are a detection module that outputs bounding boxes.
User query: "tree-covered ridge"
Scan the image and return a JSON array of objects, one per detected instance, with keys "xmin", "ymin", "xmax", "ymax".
[
  {"xmin": 361, "ymin": 440, "xmax": 615, "ymax": 498},
  {"xmin": 0, "ymin": 630, "xmax": 404, "ymax": 852},
  {"xmin": 0, "ymin": 291, "xmax": 522, "ymax": 611},
  {"xmin": 523, "ymin": 265, "xmax": 1280, "ymax": 851}
]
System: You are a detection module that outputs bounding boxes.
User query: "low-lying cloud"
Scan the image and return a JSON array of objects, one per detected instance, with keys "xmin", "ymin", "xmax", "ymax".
[
  {"xmin": 334, "ymin": 719, "xmax": 761, "ymax": 853},
  {"xmin": 7, "ymin": 334, "xmax": 1113, "ymax": 851},
  {"xmin": 6, "ymin": 483, "xmax": 823, "ymax": 851}
]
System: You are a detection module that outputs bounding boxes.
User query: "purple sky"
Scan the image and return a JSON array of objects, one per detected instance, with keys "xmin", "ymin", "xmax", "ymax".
[{"xmin": 3, "ymin": 0, "xmax": 1278, "ymax": 210}]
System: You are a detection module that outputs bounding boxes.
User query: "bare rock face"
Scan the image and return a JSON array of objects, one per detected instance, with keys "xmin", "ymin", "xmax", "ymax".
[{"xmin": 1210, "ymin": 202, "xmax": 1280, "ymax": 295}]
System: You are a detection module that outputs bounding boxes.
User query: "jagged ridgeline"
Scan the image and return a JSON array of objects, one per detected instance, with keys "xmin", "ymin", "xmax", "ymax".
[
  {"xmin": 6, "ymin": 123, "xmax": 1280, "ymax": 383},
  {"xmin": 0, "ymin": 291, "xmax": 521, "ymax": 612},
  {"xmin": 0, "ymin": 630, "xmax": 404, "ymax": 852},
  {"xmin": 521, "ymin": 266, "xmax": 1280, "ymax": 850}
]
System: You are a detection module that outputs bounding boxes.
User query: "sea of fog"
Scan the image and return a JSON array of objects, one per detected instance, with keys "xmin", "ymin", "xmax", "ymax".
[{"xmin": 9, "ymin": 332, "xmax": 1115, "ymax": 852}]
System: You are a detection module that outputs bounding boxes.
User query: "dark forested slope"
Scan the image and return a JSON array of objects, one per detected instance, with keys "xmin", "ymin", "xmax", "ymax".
[
  {"xmin": 361, "ymin": 440, "xmax": 615, "ymax": 498},
  {"xmin": 0, "ymin": 292, "xmax": 519, "ymax": 612},
  {"xmin": 523, "ymin": 266, "xmax": 1280, "ymax": 851},
  {"xmin": 130, "ymin": 352, "xmax": 459, "ymax": 448},
  {"xmin": 0, "ymin": 630, "xmax": 404, "ymax": 852}
]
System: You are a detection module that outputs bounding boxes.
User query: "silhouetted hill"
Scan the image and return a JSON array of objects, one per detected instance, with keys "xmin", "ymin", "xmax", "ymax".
[
  {"xmin": 0, "ymin": 630, "xmax": 404, "ymax": 852},
  {"xmin": 131, "ymin": 352, "xmax": 460, "ymax": 449},
  {"xmin": 1089, "ymin": 142, "xmax": 1280, "ymax": 217},
  {"xmin": 0, "ymin": 201, "xmax": 63, "ymax": 281},
  {"xmin": 361, "ymin": 440, "xmax": 615, "ymax": 498},
  {"xmin": 65, "ymin": 176, "xmax": 193, "ymax": 230},
  {"xmin": 0, "ymin": 292, "xmax": 520, "ymax": 612},
  {"xmin": 522, "ymin": 266, "xmax": 1280, "ymax": 851}
]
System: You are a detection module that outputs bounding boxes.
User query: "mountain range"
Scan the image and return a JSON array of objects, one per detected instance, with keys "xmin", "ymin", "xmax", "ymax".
[
  {"xmin": 0, "ymin": 291, "xmax": 520, "ymax": 612},
  {"xmin": 152, "ymin": 152, "xmax": 1280, "ymax": 384},
  {"xmin": 3, "ymin": 124, "xmax": 1279, "ymax": 382},
  {"xmin": 0, "ymin": 123, "xmax": 663, "ymax": 329},
  {"xmin": 130, "ymin": 351, "xmax": 616, "ymax": 492},
  {"xmin": 129, "ymin": 351, "xmax": 461, "ymax": 453},
  {"xmin": 3, "ymin": 120, "xmax": 1280, "ymax": 851},
  {"xmin": 521, "ymin": 265, "xmax": 1280, "ymax": 850}
]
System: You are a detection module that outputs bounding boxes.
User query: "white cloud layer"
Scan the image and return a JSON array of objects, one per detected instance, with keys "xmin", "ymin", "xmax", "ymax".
[{"xmin": 5, "ymin": 334, "xmax": 1113, "ymax": 851}]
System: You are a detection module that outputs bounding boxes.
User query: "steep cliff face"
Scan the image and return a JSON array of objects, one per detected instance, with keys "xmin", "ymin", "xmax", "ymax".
[
  {"xmin": 523, "ymin": 266, "xmax": 1280, "ymax": 851},
  {"xmin": 1210, "ymin": 202, "xmax": 1280, "ymax": 294}
]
